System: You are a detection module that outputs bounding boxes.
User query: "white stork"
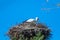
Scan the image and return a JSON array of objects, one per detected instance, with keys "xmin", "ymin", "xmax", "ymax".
[{"xmin": 26, "ymin": 17, "xmax": 39, "ymax": 22}]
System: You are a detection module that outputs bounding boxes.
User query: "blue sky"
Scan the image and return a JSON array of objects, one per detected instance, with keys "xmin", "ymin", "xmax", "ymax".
[{"xmin": 0, "ymin": 0, "xmax": 60, "ymax": 40}]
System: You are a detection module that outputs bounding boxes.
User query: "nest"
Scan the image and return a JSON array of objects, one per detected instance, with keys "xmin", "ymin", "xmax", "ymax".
[{"xmin": 7, "ymin": 22, "xmax": 51, "ymax": 40}]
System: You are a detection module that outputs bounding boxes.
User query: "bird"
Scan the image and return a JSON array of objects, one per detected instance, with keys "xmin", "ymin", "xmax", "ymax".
[{"xmin": 26, "ymin": 17, "xmax": 39, "ymax": 22}]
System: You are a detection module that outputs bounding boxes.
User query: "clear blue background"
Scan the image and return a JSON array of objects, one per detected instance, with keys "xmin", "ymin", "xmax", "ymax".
[{"xmin": 0, "ymin": 0, "xmax": 60, "ymax": 40}]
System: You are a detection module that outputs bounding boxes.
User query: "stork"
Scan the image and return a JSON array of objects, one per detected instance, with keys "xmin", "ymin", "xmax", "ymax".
[{"xmin": 26, "ymin": 17, "xmax": 39, "ymax": 22}]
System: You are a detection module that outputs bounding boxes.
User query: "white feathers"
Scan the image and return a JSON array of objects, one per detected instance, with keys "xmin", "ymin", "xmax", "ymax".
[
  {"xmin": 26, "ymin": 19, "xmax": 35, "ymax": 22},
  {"xmin": 35, "ymin": 17, "xmax": 39, "ymax": 21},
  {"xmin": 26, "ymin": 17, "xmax": 39, "ymax": 22}
]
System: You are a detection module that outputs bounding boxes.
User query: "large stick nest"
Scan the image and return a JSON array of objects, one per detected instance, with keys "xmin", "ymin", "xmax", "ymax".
[{"xmin": 7, "ymin": 22, "xmax": 51, "ymax": 40}]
